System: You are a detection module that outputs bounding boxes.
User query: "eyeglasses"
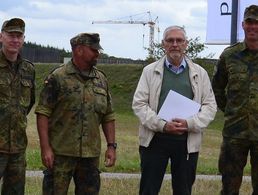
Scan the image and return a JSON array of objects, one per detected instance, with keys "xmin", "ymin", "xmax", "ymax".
[{"xmin": 164, "ymin": 38, "xmax": 186, "ymax": 45}]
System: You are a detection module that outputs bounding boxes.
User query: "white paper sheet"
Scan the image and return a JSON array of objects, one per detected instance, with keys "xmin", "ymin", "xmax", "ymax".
[{"xmin": 158, "ymin": 90, "xmax": 201, "ymax": 121}]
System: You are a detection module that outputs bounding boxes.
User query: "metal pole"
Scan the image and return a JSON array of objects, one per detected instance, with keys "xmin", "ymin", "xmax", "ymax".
[{"xmin": 230, "ymin": 0, "xmax": 239, "ymax": 45}]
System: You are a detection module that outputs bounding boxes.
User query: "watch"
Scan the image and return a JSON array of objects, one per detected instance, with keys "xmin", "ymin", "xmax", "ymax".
[{"xmin": 107, "ymin": 143, "xmax": 117, "ymax": 149}]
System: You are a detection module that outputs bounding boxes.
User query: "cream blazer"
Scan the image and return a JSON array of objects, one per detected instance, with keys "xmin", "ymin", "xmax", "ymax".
[{"xmin": 132, "ymin": 56, "xmax": 217, "ymax": 153}]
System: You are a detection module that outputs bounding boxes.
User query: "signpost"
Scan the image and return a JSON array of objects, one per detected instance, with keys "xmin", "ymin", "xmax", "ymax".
[
  {"xmin": 206, "ymin": 0, "xmax": 258, "ymax": 45},
  {"xmin": 230, "ymin": 0, "xmax": 238, "ymax": 44}
]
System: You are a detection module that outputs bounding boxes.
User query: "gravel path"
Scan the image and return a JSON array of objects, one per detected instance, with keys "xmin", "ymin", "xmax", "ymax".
[{"xmin": 26, "ymin": 171, "xmax": 251, "ymax": 181}]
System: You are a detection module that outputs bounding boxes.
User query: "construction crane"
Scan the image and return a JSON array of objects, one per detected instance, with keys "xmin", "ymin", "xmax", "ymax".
[{"xmin": 92, "ymin": 11, "xmax": 159, "ymax": 57}]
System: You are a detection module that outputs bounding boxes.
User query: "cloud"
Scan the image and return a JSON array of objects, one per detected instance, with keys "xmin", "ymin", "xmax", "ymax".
[{"xmin": 0, "ymin": 0, "xmax": 226, "ymax": 59}]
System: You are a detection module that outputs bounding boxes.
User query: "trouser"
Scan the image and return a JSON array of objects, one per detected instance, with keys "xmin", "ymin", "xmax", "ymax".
[
  {"xmin": 219, "ymin": 137, "xmax": 258, "ymax": 195},
  {"xmin": 0, "ymin": 152, "xmax": 26, "ymax": 195},
  {"xmin": 43, "ymin": 169, "xmax": 54, "ymax": 195},
  {"xmin": 42, "ymin": 155, "xmax": 100, "ymax": 195},
  {"xmin": 139, "ymin": 134, "xmax": 198, "ymax": 195}
]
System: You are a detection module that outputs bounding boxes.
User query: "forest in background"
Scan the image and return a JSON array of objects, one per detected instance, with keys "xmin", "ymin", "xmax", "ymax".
[{"xmin": 21, "ymin": 42, "xmax": 144, "ymax": 64}]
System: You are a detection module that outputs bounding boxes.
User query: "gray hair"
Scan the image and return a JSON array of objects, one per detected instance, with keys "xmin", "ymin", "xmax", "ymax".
[{"xmin": 162, "ymin": 25, "xmax": 187, "ymax": 40}]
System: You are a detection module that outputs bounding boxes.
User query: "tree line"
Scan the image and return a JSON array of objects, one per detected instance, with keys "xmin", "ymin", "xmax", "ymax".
[
  {"xmin": 21, "ymin": 42, "xmax": 144, "ymax": 64},
  {"xmin": 21, "ymin": 42, "xmax": 71, "ymax": 63},
  {"xmin": 19, "ymin": 37, "xmax": 210, "ymax": 64}
]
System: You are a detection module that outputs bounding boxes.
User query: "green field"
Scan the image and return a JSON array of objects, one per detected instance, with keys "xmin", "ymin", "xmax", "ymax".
[
  {"xmin": 28, "ymin": 62, "xmax": 251, "ymax": 174},
  {"xmin": 23, "ymin": 62, "xmax": 252, "ymax": 194}
]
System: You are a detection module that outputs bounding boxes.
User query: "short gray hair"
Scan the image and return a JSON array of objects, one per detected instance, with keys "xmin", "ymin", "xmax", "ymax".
[{"xmin": 162, "ymin": 25, "xmax": 187, "ymax": 40}]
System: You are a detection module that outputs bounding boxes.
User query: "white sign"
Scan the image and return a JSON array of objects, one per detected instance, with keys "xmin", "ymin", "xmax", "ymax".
[{"xmin": 206, "ymin": 0, "xmax": 258, "ymax": 44}]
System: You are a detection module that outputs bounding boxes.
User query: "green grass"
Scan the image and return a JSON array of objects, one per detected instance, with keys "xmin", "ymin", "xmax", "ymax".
[
  {"xmin": 24, "ymin": 177, "xmax": 252, "ymax": 195},
  {"xmin": 26, "ymin": 110, "xmax": 251, "ymax": 175},
  {"xmin": 34, "ymin": 63, "xmax": 59, "ymax": 98},
  {"xmin": 97, "ymin": 64, "xmax": 143, "ymax": 112}
]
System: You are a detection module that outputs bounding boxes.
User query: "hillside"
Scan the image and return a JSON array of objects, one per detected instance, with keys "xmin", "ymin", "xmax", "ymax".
[{"xmin": 35, "ymin": 61, "xmax": 215, "ymax": 113}]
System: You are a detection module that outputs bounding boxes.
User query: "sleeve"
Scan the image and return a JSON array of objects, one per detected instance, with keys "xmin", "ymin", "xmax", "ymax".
[
  {"xmin": 212, "ymin": 53, "xmax": 228, "ymax": 112},
  {"xmin": 187, "ymin": 69, "xmax": 217, "ymax": 132},
  {"xmin": 35, "ymin": 75, "xmax": 60, "ymax": 117},
  {"xmin": 96, "ymin": 70, "xmax": 115, "ymax": 123},
  {"xmin": 132, "ymin": 68, "xmax": 166, "ymax": 132},
  {"xmin": 27, "ymin": 67, "xmax": 36, "ymax": 114},
  {"xmin": 102, "ymin": 84, "xmax": 115, "ymax": 123}
]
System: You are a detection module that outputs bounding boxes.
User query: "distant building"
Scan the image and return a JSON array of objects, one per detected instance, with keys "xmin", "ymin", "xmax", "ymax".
[{"xmin": 63, "ymin": 57, "xmax": 71, "ymax": 64}]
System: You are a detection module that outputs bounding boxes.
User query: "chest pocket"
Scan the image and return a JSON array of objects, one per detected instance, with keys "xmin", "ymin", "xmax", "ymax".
[
  {"xmin": 227, "ymin": 65, "xmax": 248, "ymax": 91},
  {"xmin": 20, "ymin": 79, "xmax": 33, "ymax": 108},
  {"xmin": 93, "ymin": 86, "xmax": 107, "ymax": 114}
]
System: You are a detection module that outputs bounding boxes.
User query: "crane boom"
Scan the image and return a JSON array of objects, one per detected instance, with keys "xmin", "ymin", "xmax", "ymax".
[
  {"xmin": 92, "ymin": 20, "xmax": 148, "ymax": 25},
  {"xmin": 92, "ymin": 12, "xmax": 159, "ymax": 57}
]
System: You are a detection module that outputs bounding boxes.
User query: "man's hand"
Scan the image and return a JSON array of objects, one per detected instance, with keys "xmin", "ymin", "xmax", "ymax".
[
  {"xmin": 41, "ymin": 146, "xmax": 54, "ymax": 169},
  {"xmin": 104, "ymin": 147, "xmax": 116, "ymax": 167},
  {"xmin": 164, "ymin": 118, "xmax": 188, "ymax": 135}
]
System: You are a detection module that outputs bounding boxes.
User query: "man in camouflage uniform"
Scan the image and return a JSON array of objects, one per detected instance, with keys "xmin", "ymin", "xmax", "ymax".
[
  {"xmin": 35, "ymin": 33, "xmax": 116, "ymax": 194},
  {"xmin": 212, "ymin": 5, "xmax": 258, "ymax": 195},
  {"xmin": 0, "ymin": 18, "xmax": 35, "ymax": 194}
]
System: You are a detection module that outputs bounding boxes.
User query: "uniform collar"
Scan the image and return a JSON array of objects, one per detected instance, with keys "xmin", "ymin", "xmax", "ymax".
[
  {"xmin": 66, "ymin": 59, "xmax": 98, "ymax": 79},
  {"xmin": 0, "ymin": 50, "xmax": 22, "ymax": 66}
]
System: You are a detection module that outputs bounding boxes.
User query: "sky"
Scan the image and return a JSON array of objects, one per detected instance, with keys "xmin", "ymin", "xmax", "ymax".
[{"xmin": 0, "ymin": 0, "xmax": 229, "ymax": 60}]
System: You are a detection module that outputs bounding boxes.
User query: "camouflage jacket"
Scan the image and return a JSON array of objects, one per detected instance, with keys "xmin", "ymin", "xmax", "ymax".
[
  {"xmin": 212, "ymin": 42, "xmax": 258, "ymax": 140},
  {"xmin": 35, "ymin": 61, "xmax": 115, "ymax": 157},
  {"xmin": 0, "ymin": 51, "xmax": 35, "ymax": 153}
]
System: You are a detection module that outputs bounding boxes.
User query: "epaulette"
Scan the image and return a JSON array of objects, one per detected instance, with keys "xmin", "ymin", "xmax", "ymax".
[
  {"xmin": 222, "ymin": 42, "xmax": 244, "ymax": 55},
  {"xmin": 23, "ymin": 59, "xmax": 34, "ymax": 66},
  {"xmin": 43, "ymin": 64, "xmax": 63, "ymax": 83},
  {"xmin": 94, "ymin": 66, "xmax": 107, "ymax": 77},
  {"xmin": 224, "ymin": 42, "xmax": 241, "ymax": 51},
  {"xmin": 48, "ymin": 63, "xmax": 64, "ymax": 75}
]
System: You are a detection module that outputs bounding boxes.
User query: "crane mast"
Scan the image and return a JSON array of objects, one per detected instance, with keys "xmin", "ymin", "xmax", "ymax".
[{"xmin": 92, "ymin": 12, "xmax": 159, "ymax": 57}]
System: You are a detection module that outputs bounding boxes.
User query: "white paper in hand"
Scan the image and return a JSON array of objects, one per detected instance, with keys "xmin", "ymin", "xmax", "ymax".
[{"xmin": 158, "ymin": 90, "xmax": 201, "ymax": 121}]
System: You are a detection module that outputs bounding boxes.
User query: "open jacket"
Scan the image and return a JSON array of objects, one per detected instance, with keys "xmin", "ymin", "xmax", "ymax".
[{"xmin": 132, "ymin": 56, "xmax": 217, "ymax": 153}]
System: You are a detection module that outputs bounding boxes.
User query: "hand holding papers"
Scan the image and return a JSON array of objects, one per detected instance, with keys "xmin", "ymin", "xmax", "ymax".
[{"xmin": 158, "ymin": 90, "xmax": 201, "ymax": 121}]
